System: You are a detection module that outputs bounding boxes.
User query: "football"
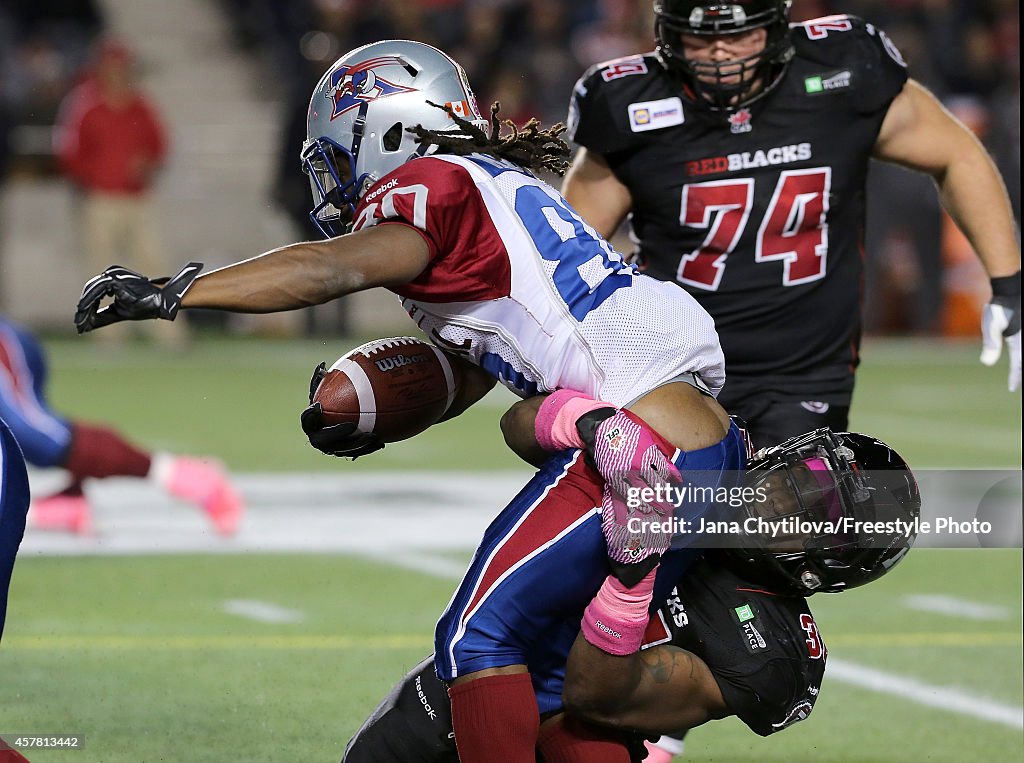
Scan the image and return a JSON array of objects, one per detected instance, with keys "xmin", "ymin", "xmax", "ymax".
[{"xmin": 311, "ymin": 336, "xmax": 460, "ymax": 443}]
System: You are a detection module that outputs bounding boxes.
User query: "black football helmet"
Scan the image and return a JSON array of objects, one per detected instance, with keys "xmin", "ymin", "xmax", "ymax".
[
  {"xmin": 653, "ymin": 0, "xmax": 794, "ymax": 111},
  {"xmin": 718, "ymin": 429, "xmax": 921, "ymax": 596}
]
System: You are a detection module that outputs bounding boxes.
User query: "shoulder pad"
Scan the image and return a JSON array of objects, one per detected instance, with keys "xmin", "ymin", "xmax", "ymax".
[
  {"xmin": 790, "ymin": 15, "xmax": 907, "ymax": 112},
  {"xmin": 569, "ymin": 52, "xmax": 675, "ymax": 153},
  {"xmin": 792, "ymin": 15, "xmax": 905, "ymax": 67}
]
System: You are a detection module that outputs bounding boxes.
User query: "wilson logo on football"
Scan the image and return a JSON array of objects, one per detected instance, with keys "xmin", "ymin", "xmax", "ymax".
[{"xmin": 374, "ymin": 353, "xmax": 429, "ymax": 373}]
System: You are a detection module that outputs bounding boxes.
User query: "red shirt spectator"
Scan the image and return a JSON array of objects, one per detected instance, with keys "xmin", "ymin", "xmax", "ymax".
[{"xmin": 55, "ymin": 40, "xmax": 167, "ymax": 195}]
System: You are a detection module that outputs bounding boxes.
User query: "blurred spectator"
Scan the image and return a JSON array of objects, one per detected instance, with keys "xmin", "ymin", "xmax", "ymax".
[
  {"xmin": 53, "ymin": 38, "xmax": 183, "ymax": 348},
  {"xmin": 572, "ymin": 0, "xmax": 654, "ymax": 69},
  {"xmin": 0, "ymin": 0, "xmax": 104, "ymax": 178},
  {"xmin": 511, "ymin": 0, "xmax": 582, "ymax": 125}
]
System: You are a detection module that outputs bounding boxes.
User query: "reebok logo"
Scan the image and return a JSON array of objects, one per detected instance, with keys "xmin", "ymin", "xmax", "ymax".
[
  {"xmin": 415, "ymin": 675, "xmax": 438, "ymax": 720},
  {"xmin": 364, "ymin": 177, "xmax": 399, "ymax": 201}
]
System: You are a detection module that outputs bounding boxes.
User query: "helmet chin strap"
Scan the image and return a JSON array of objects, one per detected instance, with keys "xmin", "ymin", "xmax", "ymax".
[
  {"xmin": 799, "ymin": 568, "xmax": 823, "ymax": 591},
  {"xmin": 348, "ymin": 100, "xmax": 370, "ymax": 181}
]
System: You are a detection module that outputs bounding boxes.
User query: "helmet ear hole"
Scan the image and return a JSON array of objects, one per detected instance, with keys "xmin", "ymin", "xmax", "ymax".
[{"xmin": 383, "ymin": 122, "xmax": 404, "ymax": 151}]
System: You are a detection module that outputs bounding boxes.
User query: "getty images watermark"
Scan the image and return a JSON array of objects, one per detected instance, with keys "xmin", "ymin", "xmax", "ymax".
[
  {"xmin": 620, "ymin": 469, "xmax": 1023, "ymax": 549},
  {"xmin": 623, "ymin": 511, "xmax": 970, "ymax": 540}
]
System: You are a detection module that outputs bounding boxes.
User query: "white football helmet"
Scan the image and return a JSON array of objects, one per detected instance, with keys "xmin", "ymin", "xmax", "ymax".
[{"xmin": 301, "ymin": 40, "xmax": 488, "ymax": 237}]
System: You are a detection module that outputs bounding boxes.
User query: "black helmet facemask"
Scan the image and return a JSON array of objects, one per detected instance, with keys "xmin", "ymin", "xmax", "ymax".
[
  {"xmin": 654, "ymin": 1, "xmax": 795, "ymax": 111},
  {"xmin": 718, "ymin": 429, "xmax": 921, "ymax": 596}
]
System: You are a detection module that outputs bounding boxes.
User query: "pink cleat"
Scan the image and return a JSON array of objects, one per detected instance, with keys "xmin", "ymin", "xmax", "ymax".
[
  {"xmin": 30, "ymin": 489, "xmax": 93, "ymax": 535},
  {"xmin": 643, "ymin": 739, "xmax": 679, "ymax": 763},
  {"xmin": 161, "ymin": 456, "xmax": 244, "ymax": 536}
]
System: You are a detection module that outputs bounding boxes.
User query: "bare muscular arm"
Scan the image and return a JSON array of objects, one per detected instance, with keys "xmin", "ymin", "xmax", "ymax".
[
  {"xmin": 500, "ymin": 382, "xmax": 731, "ymax": 467},
  {"xmin": 874, "ymin": 80, "xmax": 1019, "ymax": 279},
  {"xmin": 562, "ymin": 634, "xmax": 729, "ymax": 734},
  {"xmin": 182, "ymin": 224, "xmax": 432, "ymax": 312}
]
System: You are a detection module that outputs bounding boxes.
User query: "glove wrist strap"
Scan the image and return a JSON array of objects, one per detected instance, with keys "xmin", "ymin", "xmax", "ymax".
[
  {"xmin": 160, "ymin": 261, "xmax": 204, "ymax": 320},
  {"xmin": 990, "ymin": 270, "xmax": 1021, "ymax": 299}
]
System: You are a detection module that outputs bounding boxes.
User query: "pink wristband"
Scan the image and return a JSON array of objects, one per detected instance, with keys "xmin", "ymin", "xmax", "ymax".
[
  {"xmin": 535, "ymin": 390, "xmax": 609, "ymax": 452},
  {"xmin": 580, "ymin": 569, "xmax": 657, "ymax": 656}
]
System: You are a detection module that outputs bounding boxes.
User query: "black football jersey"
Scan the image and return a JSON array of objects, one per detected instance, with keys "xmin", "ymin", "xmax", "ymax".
[
  {"xmin": 569, "ymin": 16, "xmax": 908, "ymax": 402},
  {"xmin": 652, "ymin": 557, "xmax": 827, "ymax": 736},
  {"xmin": 342, "ymin": 559, "xmax": 828, "ymax": 762}
]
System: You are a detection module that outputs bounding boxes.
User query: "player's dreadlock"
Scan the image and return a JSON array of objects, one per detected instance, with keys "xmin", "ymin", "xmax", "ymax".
[{"xmin": 407, "ymin": 101, "xmax": 571, "ymax": 175}]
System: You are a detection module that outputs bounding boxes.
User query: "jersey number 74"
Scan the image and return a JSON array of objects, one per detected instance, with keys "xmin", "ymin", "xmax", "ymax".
[{"xmin": 676, "ymin": 167, "xmax": 832, "ymax": 290}]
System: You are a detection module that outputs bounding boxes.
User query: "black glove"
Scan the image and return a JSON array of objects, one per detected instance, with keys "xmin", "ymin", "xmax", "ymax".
[
  {"xmin": 300, "ymin": 362, "xmax": 384, "ymax": 459},
  {"xmin": 574, "ymin": 406, "xmax": 617, "ymax": 472},
  {"xmin": 74, "ymin": 262, "xmax": 203, "ymax": 334}
]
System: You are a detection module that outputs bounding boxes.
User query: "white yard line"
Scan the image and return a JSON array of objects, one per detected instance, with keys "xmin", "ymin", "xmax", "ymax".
[
  {"xmin": 222, "ymin": 599, "xmax": 306, "ymax": 624},
  {"xmin": 905, "ymin": 594, "xmax": 1011, "ymax": 621},
  {"xmin": 828, "ymin": 658, "xmax": 1024, "ymax": 730}
]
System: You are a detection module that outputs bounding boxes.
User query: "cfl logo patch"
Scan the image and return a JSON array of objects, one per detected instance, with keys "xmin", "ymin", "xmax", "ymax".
[
  {"xmin": 605, "ymin": 426, "xmax": 624, "ymax": 451},
  {"xmin": 624, "ymin": 536, "xmax": 645, "ymax": 560}
]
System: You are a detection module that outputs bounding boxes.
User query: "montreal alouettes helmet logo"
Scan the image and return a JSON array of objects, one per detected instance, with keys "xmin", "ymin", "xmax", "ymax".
[{"xmin": 326, "ymin": 56, "xmax": 415, "ymax": 120}]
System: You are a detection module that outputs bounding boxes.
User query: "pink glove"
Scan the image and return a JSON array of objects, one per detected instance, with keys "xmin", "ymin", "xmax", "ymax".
[{"xmin": 586, "ymin": 409, "xmax": 681, "ymax": 585}]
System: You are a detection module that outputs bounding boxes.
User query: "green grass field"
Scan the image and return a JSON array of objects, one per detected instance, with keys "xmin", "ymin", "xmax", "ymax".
[{"xmin": 2, "ymin": 335, "xmax": 1022, "ymax": 761}]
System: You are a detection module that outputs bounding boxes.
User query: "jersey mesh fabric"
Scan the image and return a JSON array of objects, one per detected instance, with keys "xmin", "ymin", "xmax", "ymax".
[{"xmin": 373, "ymin": 154, "xmax": 725, "ymax": 407}]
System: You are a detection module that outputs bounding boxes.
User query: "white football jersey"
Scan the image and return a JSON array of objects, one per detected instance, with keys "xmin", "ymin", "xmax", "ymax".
[{"xmin": 352, "ymin": 153, "xmax": 725, "ymax": 407}]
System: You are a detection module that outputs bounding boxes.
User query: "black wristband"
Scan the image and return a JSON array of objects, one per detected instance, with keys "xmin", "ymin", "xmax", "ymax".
[{"xmin": 990, "ymin": 270, "xmax": 1021, "ymax": 299}]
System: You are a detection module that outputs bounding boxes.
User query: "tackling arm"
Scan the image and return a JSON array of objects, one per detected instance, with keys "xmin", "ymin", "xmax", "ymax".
[
  {"xmin": 563, "ymin": 636, "xmax": 728, "ymax": 735},
  {"xmin": 500, "ymin": 396, "xmax": 550, "ymax": 467}
]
